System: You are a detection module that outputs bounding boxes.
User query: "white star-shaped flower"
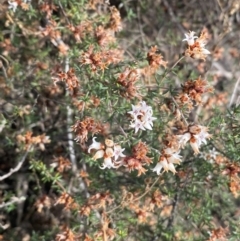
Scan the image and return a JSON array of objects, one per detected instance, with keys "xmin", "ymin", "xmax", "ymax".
[{"xmin": 182, "ymin": 31, "xmax": 198, "ymax": 46}]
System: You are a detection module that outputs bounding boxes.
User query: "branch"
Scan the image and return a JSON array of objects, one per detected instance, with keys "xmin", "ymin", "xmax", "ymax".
[
  {"xmin": 162, "ymin": 0, "xmax": 185, "ymax": 34},
  {"xmin": 106, "ymin": 176, "xmax": 161, "ymax": 214},
  {"xmin": 229, "ymin": 76, "xmax": 240, "ymax": 108},
  {"xmin": 0, "ymin": 147, "xmax": 31, "ymax": 181},
  {"xmin": 64, "ymin": 57, "xmax": 77, "ymax": 174},
  {"xmin": 166, "ymin": 191, "xmax": 180, "ymax": 229},
  {"xmin": 0, "ymin": 196, "xmax": 26, "ymax": 209}
]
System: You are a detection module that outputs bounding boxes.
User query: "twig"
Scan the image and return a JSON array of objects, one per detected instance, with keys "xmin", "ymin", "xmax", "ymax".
[
  {"xmin": 166, "ymin": 165, "xmax": 191, "ymax": 230},
  {"xmin": 162, "ymin": 0, "xmax": 186, "ymax": 34},
  {"xmin": 134, "ymin": 176, "xmax": 161, "ymax": 201},
  {"xmin": 160, "ymin": 56, "xmax": 185, "ymax": 85},
  {"xmin": 58, "ymin": 1, "xmax": 71, "ymax": 25},
  {"xmin": 63, "ymin": 59, "xmax": 101, "ymax": 221},
  {"xmin": 0, "ymin": 147, "xmax": 31, "ymax": 181},
  {"xmin": 229, "ymin": 76, "xmax": 240, "ymax": 108},
  {"xmin": 0, "ymin": 118, "xmax": 7, "ymax": 133},
  {"xmin": 0, "ymin": 55, "xmax": 10, "ymax": 84},
  {"xmin": 16, "ymin": 175, "xmax": 29, "ymax": 226},
  {"xmin": 171, "ymin": 96, "xmax": 189, "ymax": 126},
  {"xmin": 0, "ymin": 196, "xmax": 26, "ymax": 209},
  {"xmin": 137, "ymin": 5, "xmax": 147, "ymax": 51},
  {"xmin": 216, "ymin": 0, "xmax": 223, "ymax": 12},
  {"xmin": 167, "ymin": 191, "xmax": 180, "ymax": 229},
  {"xmin": 106, "ymin": 176, "xmax": 161, "ymax": 214},
  {"xmin": 119, "ymin": 125, "xmax": 128, "ymax": 138},
  {"xmin": 65, "ymin": 57, "xmax": 77, "ymax": 174}
]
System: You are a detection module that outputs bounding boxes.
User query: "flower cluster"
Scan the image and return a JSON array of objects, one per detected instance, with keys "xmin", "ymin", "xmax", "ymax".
[
  {"xmin": 181, "ymin": 77, "xmax": 213, "ymax": 105},
  {"xmin": 146, "ymin": 45, "xmax": 167, "ymax": 73},
  {"xmin": 51, "ymin": 156, "xmax": 72, "ymax": 173},
  {"xmin": 72, "ymin": 117, "xmax": 109, "ymax": 144},
  {"xmin": 176, "ymin": 76, "xmax": 213, "ymax": 111},
  {"xmin": 109, "ymin": 6, "xmax": 122, "ymax": 32},
  {"xmin": 81, "ymin": 45, "xmax": 123, "ymax": 72},
  {"xmin": 183, "ymin": 30, "xmax": 210, "ymax": 60},
  {"xmin": 55, "ymin": 226, "xmax": 76, "ymax": 241},
  {"xmin": 207, "ymin": 226, "xmax": 229, "ymax": 241},
  {"xmin": 128, "ymin": 101, "xmax": 156, "ymax": 133},
  {"xmin": 117, "ymin": 67, "xmax": 142, "ymax": 100},
  {"xmin": 178, "ymin": 125, "xmax": 211, "ymax": 155},
  {"xmin": 17, "ymin": 131, "xmax": 50, "ymax": 151},
  {"xmin": 95, "ymin": 25, "xmax": 116, "ymax": 47},
  {"xmin": 54, "ymin": 68, "xmax": 80, "ymax": 96},
  {"xmin": 153, "ymin": 134, "xmax": 182, "ymax": 175},
  {"xmin": 8, "ymin": 0, "xmax": 32, "ymax": 12},
  {"xmin": 153, "ymin": 147, "xmax": 182, "ymax": 175},
  {"xmin": 40, "ymin": 19, "xmax": 69, "ymax": 55},
  {"xmin": 122, "ymin": 141, "xmax": 152, "ymax": 176},
  {"xmin": 88, "ymin": 137, "xmax": 125, "ymax": 169},
  {"xmin": 68, "ymin": 21, "xmax": 93, "ymax": 43}
]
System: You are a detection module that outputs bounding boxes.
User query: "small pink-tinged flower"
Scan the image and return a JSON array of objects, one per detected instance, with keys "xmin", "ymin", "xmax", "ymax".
[
  {"xmin": 194, "ymin": 126, "xmax": 211, "ymax": 146},
  {"xmin": 164, "ymin": 148, "xmax": 182, "ymax": 164},
  {"xmin": 113, "ymin": 145, "xmax": 125, "ymax": 161},
  {"xmin": 130, "ymin": 119, "xmax": 146, "ymax": 133},
  {"xmin": 8, "ymin": 1, "xmax": 18, "ymax": 12},
  {"xmin": 128, "ymin": 104, "xmax": 142, "ymax": 117},
  {"xmin": 178, "ymin": 133, "xmax": 191, "ymax": 148},
  {"xmin": 182, "ymin": 31, "xmax": 198, "ymax": 46},
  {"xmin": 167, "ymin": 162, "xmax": 177, "ymax": 174},
  {"xmin": 100, "ymin": 157, "xmax": 116, "ymax": 169},
  {"xmin": 128, "ymin": 101, "xmax": 156, "ymax": 133}
]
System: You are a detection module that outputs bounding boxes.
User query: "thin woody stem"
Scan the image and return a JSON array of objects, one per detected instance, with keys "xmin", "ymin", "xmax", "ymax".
[
  {"xmin": 0, "ymin": 146, "xmax": 31, "ymax": 181},
  {"xmin": 171, "ymin": 96, "xmax": 189, "ymax": 127},
  {"xmin": 106, "ymin": 176, "xmax": 161, "ymax": 214},
  {"xmin": 133, "ymin": 176, "xmax": 161, "ymax": 201},
  {"xmin": 171, "ymin": 55, "xmax": 185, "ymax": 70},
  {"xmin": 159, "ymin": 56, "xmax": 185, "ymax": 85}
]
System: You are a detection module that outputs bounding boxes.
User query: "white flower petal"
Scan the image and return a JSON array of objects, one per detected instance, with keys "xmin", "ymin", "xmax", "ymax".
[
  {"xmin": 161, "ymin": 158, "xmax": 169, "ymax": 171},
  {"xmin": 100, "ymin": 157, "xmax": 116, "ymax": 169},
  {"xmin": 182, "ymin": 31, "xmax": 198, "ymax": 46},
  {"xmin": 190, "ymin": 141, "xmax": 200, "ymax": 155},
  {"xmin": 8, "ymin": 1, "xmax": 18, "ymax": 12},
  {"xmin": 113, "ymin": 145, "xmax": 126, "ymax": 161},
  {"xmin": 168, "ymin": 163, "xmax": 177, "ymax": 174},
  {"xmin": 93, "ymin": 150, "xmax": 105, "ymax": 160},
  {"xmin": 178, "ymin": 133, "xmax": 191, "ymax": 148},
  {"xmin": 152, "ymin": 162, "xmax": 163, "ymax": 175},
  {"xmin": 88, "ymin": 137, "xmax": 102, "ymax": 153},
  {"xmin": 105, "ymin": 147, "xmax": 114, "ymax": 158}
]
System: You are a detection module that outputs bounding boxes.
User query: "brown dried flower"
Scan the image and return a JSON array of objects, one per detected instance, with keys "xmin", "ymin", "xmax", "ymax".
[
  {"xmin": 147, "ymin": 46, "xmax": 167, "ymax": 70},
  {"xmin": 72, "ymin": 117, "xmax": 109, "ymax": 143},
  {"xmin": 182, "ymin": 77, "xmax": 213, "ymax": 105},
  {"xmin": 108, "ymin": 6, "xmax": 122, "ymax": 32},
  {"xmin": 123, "ymin": 142, "xmax": 152, "ymax": 176}
]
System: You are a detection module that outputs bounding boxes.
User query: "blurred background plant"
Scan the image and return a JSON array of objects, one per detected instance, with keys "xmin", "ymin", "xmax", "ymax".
[{"xmin": 0, "ymin": 0, "xmax": 240, "ymax": 240}]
